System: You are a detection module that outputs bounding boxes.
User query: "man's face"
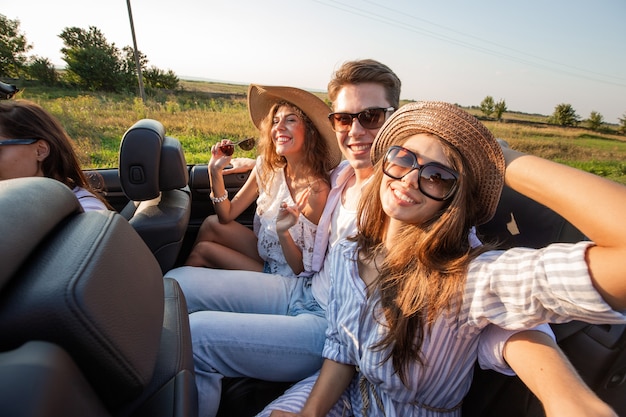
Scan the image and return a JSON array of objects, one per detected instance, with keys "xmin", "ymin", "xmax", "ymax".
[{"xmin": 332, "ymin": 83, "xmax": 392, "ymax": 174}]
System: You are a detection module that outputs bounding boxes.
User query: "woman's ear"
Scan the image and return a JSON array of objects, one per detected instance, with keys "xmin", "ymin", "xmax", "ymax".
[{"xmin": 35, "ymin": 140, "xmax": 50, "ymax": 161}]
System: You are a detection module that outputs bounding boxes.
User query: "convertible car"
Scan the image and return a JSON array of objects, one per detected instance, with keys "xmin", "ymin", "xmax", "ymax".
[{"xmin": 0, "ymin": 115, "xmax": 624, "ymax": 417}]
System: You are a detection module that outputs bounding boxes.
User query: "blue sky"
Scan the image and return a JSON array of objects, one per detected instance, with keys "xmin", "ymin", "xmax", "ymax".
[{"xmin": 4, "ymin": 0, "xmax": 626, "ymax": 123}]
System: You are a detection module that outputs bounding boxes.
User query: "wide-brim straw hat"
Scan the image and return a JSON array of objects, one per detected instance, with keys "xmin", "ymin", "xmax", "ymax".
[
  {"xmin": 247, "ymin": 84, "xmax": 342, "ymax": 169},
  {"xmin": 371, "ymin": 101, "xmax": 505, "ymax": 225}
]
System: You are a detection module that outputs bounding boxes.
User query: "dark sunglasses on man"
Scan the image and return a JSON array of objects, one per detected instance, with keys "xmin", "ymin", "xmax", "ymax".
[
  {"xmin": 383, "ymin": 145, "xmax": 459, "ymax": 201},
  {"xmin": 328, "ymin": 107, "xmax": 395, "ymax": 132}
]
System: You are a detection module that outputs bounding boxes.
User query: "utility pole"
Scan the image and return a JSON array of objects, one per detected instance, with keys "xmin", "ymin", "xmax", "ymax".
[{"xmin": 126, "ymin": 0, "xmax": 147, "ymax": 103}]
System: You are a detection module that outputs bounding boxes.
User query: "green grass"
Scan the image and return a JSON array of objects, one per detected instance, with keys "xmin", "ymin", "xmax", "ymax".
[
  {"xmin": 9, "ymin": 80, "xmax": 626, "ymax": 185},
  {"xmin": 15, "ymin": 81, "xmax": 258, "ymax": 168},
  {"xmin": 482, "ymin": 119, "xmax": 626, "ymax": 184}
]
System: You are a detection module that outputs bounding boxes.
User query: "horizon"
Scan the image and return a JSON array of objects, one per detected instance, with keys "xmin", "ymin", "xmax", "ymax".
[
  {"xmin": 4, "ymin": 0, "xmax": 625, "ymax": 123},
  {"xmin": 175, "ymin": 75, "xmax": 616, "ymax": 123}
]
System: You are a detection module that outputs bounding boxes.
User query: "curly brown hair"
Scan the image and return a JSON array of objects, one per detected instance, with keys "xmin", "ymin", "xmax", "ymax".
[{"xmin": 256, "ymin": 101, "xmax": 331, "ymax": 191}]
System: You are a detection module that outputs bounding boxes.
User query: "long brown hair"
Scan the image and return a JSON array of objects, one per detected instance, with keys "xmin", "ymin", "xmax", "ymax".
[
  {"xmin": 256, "ymin": 101, "xmax": 331, "ymax": 191},
  {"xmin": 0, "ymin": 99, "xmax": 110, "ymax": 207},
  {"xmin": 355, "ymin": 136, "xmax": 489, "ymax": 385}
]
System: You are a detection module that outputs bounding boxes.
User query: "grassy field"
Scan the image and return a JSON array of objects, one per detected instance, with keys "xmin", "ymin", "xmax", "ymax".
[{"xmin": 11, "ymin": 79, "xmax": 626, "ymax": 185}]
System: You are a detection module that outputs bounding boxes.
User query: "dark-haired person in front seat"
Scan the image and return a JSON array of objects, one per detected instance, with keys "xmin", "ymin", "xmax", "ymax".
[{"xmin": 0, "ymin": 99, "xmax": 109, "ymax": 211}]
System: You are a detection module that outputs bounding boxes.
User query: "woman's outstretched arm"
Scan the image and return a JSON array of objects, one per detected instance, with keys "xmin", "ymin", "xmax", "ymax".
[
  {"xmin": 505, "ymin": 330, "xmax": 617, "ymax": 417},
  {"xmin": 502, "ymin": 147, "xmax": 626, "ymax": 309}
]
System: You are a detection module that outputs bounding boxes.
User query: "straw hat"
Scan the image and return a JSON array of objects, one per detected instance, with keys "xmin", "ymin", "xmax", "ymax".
[
  {"xmin": 247, "ymin": 84, "xmax": 342, "ymax": 169},
  {"xmin": 371, "ymin": 101, "xmax": 505, "ymax": 225}
]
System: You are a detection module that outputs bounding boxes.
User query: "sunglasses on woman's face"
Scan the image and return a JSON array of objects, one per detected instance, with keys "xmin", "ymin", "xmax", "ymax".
[
  {"xmin": 0, "ymin": 138, "xmax": 37, "ymax": 146},
  {"xmin": 383, "ymin": 145, "xmax": 459, "ymax": 201},
  {"xmin": 218, "ymin": 137, "xmax": 256, "ymax": 156},
  {"xmin": 328, "ymin": 107, "xmax": 395, "ymax": 132}
]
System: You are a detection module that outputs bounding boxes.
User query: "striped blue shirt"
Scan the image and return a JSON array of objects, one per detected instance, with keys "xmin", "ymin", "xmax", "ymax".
[{"xmin": 258, "ymin": 239, "xmax": 625, "ymax": 417}]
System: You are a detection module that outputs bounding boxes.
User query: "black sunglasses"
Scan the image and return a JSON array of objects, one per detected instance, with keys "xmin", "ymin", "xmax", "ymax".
[
  {"xmin": 218, "ymin": 137, "xmax": 256, "ymax": 156},
  {"xmin": 383, "ymin": 145, "xmax": 459, "ymax": 201},
  {"xmin": 0, "ymin": 138, "xmax": 38, "ymax": 146},
  {"xmin": 328, "ymin": 107, "xmax": 395, "ymax": 132}
]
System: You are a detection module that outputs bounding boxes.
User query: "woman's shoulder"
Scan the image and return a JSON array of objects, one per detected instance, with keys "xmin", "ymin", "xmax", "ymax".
[{"xmin": 72, "ymin": 187, "xmax": 108, "ymax": 212}]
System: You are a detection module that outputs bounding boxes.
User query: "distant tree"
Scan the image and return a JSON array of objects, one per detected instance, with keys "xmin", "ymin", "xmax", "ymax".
[
  {"xmin": 121, "ymin": 45, "xmax": 148, "ymax": 89},
  {"xmin": 143, "ymin": 66, "xmax": 180, "ymax": 90},
  {"xmin": 619, "ymin": 113, "xmax": 626, "ymax": 135},
  {"xmin": 494, "ymin": 99, "xmax": 507, "ymax": 121},
  {"xmin": 0, "ymin": 14, "xmax": 32, "ymax": 78},
  {"xmin": 59, "ymin": 26, "xmax": 133, "ymax": 92},
  {"xmin": 479, "ymin": 96, "xmax": 495, "ymax": 118},
  {"xmin": 548, "ymin": 103, "xmax": 580, "ymax": 127},
  {"xmin": 58, "ymin": 26, "xmax": 178, "ymax": 95},
  {"xmin": 26, "ymin": 56, "xmax": 58, "ymax": 85},
  {"xmin": 587, "ymin": 111, "xmax": 604, "ymax": 131}
]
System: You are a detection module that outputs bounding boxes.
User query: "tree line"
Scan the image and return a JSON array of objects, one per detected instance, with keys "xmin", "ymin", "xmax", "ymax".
[
  {"xmin": 478, "ymin": 96, "xmax": 626, "ymax": 134},
  {"xmin": 0, "ymin": 14, "xmax": 179, "ymax": 93}
]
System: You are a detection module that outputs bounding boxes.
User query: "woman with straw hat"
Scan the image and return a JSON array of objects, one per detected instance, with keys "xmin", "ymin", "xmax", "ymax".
[
  {"xmin": 259, "ymin": 101, "xmax": 625, "ymax": 417},
  {"xmin": 185, "ymin": 84, "xmax": 341, "ymax": 279}
]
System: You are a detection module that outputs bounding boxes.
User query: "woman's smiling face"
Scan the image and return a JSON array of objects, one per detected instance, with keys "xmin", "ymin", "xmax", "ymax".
[
  {"xmin": 379, "ymin": 133, "xmax": 452, "ymax": 226},
  {"xmin": 271, "ymin": 104, "xmax": 306, "ymax": 157}
]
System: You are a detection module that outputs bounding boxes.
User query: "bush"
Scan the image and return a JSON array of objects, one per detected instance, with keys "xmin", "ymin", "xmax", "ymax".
[
  {"xmin": 144, "ymin": 66, "xmax": 179, "ymax": 90},
  {"xmin": 480, "ymin": 96, "xmax": 495, "ymax": 118},
  {"xmin": 26, "ymin": 57, "xmax": 58, "ymax": 85},
  {"xmin": 548, "ymin": 103, "xmax": 580, "ymax": 127},
  {"xmin": 586, "ymin": 111, "xmax": 604, "ymax": 131}
]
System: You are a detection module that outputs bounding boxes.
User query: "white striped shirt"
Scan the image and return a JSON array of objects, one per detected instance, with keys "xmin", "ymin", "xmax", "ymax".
[{"xmin": 258, "ymin": 239, "xmax": 626, "ymax": 417}]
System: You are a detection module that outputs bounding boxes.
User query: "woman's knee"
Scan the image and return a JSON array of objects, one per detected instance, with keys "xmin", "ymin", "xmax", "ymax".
[
  {"xmin": 197, "ymin": 214, "xmax": 221, "ymax": 238},
  {"xmin": 186, "ymin": 240, "xmax": 220, "ymax": 267}
]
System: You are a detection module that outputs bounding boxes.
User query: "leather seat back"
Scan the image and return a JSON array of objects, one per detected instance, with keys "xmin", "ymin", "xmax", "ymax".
[
  {"xmin": 119, "ymin": 119, "xmax": 191, "ymax": 272},
  {"xmin": 0, "ymin": 177, "xmax": 165, "ymax": 410}
]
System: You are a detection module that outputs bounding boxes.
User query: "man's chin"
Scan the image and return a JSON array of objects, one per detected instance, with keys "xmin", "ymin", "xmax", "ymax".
[{"xmin": 347, "ymin": 157, "xmax": 374, "ymax": 171}]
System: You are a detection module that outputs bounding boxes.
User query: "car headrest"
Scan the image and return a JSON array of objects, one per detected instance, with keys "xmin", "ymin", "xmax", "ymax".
[
  {"xmin": 160, "ymin": 136, "xmax": 189, "ymax": 191},
  {"xmin": 118, "ymin": 119, "xmax": 188, "ymax": 201},
  {"xmin": 119, "ymin": 119, "xmax": 165, "ymax": 201},
  {"xmin": 0, "ymin": 177, "xmax": 165, "ymax": 409},
  {"xmin": 0, "ymin": 177, "xmax": 82, "ymax": 289}
]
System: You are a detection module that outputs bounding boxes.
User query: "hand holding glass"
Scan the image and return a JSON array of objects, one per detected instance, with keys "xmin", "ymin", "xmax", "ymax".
[{"xmin": 218, "ymin": 138, "xmax": 255, "ymax": 156}]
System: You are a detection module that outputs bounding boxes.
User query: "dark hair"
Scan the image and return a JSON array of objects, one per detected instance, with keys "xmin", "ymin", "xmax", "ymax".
[
  {"xmin": 327, "ymin": 59, "xmax": 402, "ymax": 109},
  {"xmin": 0, "ymin": 99, "xmax": 110, "ymax": 207}
]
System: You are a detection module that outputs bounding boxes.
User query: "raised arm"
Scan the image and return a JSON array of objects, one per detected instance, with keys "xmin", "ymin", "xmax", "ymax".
[
  {"xmin": 275, "ymin": 181, "xmax": 330, "ymax": 275},
  {"xmin": 504, "ymin": 330, "xmax": 617, "ymax": 417},
  {"xmin": 208, "ymin": 146, "xmax": 259, "ymax": 224},
  {"xmin": 503, "ymin": 147, "xmax": 626, "ymax": 309}
]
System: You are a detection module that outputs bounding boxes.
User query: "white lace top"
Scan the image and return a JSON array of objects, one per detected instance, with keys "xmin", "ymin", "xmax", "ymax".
[{"xmin": 253, "ymin": 158, "xmax": 318, "ymax": 278}]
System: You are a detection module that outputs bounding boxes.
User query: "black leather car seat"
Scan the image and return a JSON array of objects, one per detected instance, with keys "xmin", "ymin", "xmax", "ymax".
[
  {"xmin": 0, "ymin": 177, "xmax": 198, "ymax": 417},
  {"xmin": 119, "ymin": 119, "xmax": 191, "ymax": 273}
]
